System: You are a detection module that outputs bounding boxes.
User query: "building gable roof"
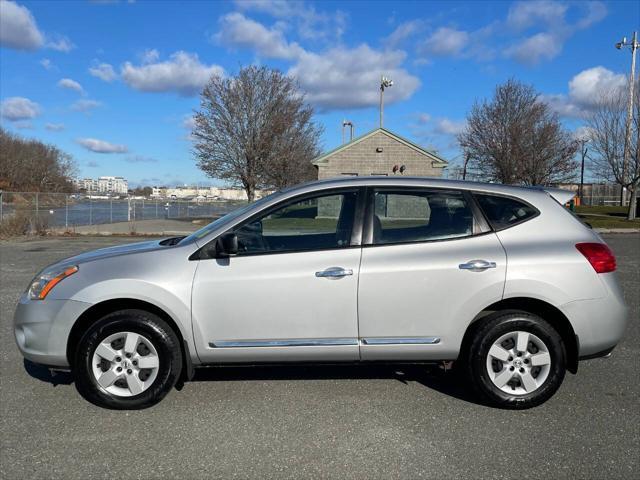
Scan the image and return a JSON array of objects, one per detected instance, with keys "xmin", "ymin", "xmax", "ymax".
[{"xmin": 312, "ymin": 127, "xmax": 448, "ymax": 167}]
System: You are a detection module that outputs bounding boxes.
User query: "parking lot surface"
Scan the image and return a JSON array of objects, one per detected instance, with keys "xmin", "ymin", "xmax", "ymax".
[{"xmin": 1, "ymin": 235, "xmax": 638, "ymax": 479}]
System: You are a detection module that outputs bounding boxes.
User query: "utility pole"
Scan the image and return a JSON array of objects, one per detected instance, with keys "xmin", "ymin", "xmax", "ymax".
[
  {"xmin": 616, "ymin": 31, "xmax": 638, "ymax": 211},
  {"xmin": 578, "ymin": 138, "xmax": 589, "ymax": 204},
  {"xmin": 462, "ymin": 152, "xmax": 471, "ymax": 180},
  {"xmin": 379, "ymin": 76, "xmax": 393, "ymax": 128}
]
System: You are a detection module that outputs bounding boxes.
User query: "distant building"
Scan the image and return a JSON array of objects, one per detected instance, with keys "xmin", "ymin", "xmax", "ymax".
[
  {"xmin": 158, "ymin": 186, "xmax": 271, "ymax": 201},
  {"xmin": 75, "ymin": 176, "xmax": 128, "ymax": 194},
  {"xmin": 312, "ymin": 128, "xmax": 448, "ymax": 179}
]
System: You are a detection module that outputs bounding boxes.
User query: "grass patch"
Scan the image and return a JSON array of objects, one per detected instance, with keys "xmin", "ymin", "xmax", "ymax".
[
  {"xmin": 577, "ymin": 215, "xmax": 640, "ymax": 229},
  {"xmin": 575, "ymin": 205, "xmax": 628, "ymax": 215}
]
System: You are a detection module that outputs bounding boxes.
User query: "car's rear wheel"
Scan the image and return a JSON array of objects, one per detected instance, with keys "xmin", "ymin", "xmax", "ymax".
[
  {"xmin": 465, "ymin": 311, "xmax": 566, "ymax": 409},
  {"xmin": 74, "ymin": 309, "xmax": 182, "ymax": 409}
]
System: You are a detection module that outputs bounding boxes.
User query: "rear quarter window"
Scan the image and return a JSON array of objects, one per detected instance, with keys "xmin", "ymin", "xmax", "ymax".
[{"xmin": 473, "ymin": 193, "xmax": 539, "ymax": 230}]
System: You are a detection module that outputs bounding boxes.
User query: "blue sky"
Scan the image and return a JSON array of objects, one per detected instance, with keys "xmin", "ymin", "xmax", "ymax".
[{"xmin": 0, "ymin": 0, "xmax": 637, "ymax": 187}]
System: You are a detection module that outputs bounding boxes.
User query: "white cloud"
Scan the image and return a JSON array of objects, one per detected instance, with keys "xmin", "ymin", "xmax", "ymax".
[
  {"xmin": 39, "ymin": 58, "xmax": 53, "ymax": 70},
  {"xmin": 71, "ymin": 99, "xmax": 102, "ymax": 112},
  {"xmin": 0, "ymin": 0, "xmax": 44, "ymax": 50},
  {"xmin": 182, "ymin": 115, "xmax": 196, "ymax": 130},
  {"xmin": 121, "ymin": 51, "xmax": 224, "ymax": 96},
  {"xmin": 76, "ymin": 138, "xmax": 128, "ymax": 154},
  {"xmin": 421, "ymin": 27, "xmax": 469, "ymax": 56},
  {"xmin": 504, "ymin": 32, "xmax": 562, "ymax": 65},
  {"xmin": 434, "ymin": 118, "xmax": 466, "ymax": 135},
  {"xmin": 544, "ymin": 66, "xmax": 627, "ymax": 118},
  {"xmin": 215, "ymin": 13, "xmax": 303, "ymax": 60},
  {"xmin": 289, "ymin": 45, "xmax": 420, "ymax": 110},
  {"xmin": 216, "ymin": 15, "xmax": 420, "ymax": 111},
  {"xmin": 385, "ymin": 20, "xmax": 424, "ymax": 48},
  {"xmin": 141, "ymin": 48, "xmax": 160, "ymax": 64},
  {"xmin": 234, "ymin": 0, "xmax": 346, "ymax": 41},
  {"xmin": 46, "ymin": 35, "xmax": 75, "ymax": 52},
  {"xmin": 0, "ymin": 96, "xmax": 40, "ymax": 121},
  {"xmin": 505, "ymin": 1, "xmax": 607, "ymax": 66},
  {"xmin": 89, "ymin": 62, "xmax": 117, "ymax": 82},
  {"xmin": 506, "ymin": 1, "xmax": 568, "ymax": 31},
  {"xmin": 45, "ymin": 122, "xmax": 65, "ymax": 131},
  {"xmin": 58, "ymin": 78, "xmax": 85, "ymax": 94},
  {"xmin": 568, "ymin": 66, "xmax": 626, "ymax": 108}
]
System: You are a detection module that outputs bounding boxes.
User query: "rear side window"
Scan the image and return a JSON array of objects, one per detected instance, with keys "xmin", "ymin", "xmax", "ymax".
[
  {"xmin": 473, "ymin": 194, "xmax": 538, "ymax": 230},
  {"xmin": 371, "ymin": 189, "xmax": 474, "ymax": 244}
]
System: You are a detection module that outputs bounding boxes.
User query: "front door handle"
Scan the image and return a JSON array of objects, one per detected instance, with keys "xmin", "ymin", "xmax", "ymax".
[
  {"xmin": 459, "ymin": 260, "xmax": 497, "ymax": 272},
  {"xmin": 315, "ymin": 267, "xmax": 353, "ymax": 278}
]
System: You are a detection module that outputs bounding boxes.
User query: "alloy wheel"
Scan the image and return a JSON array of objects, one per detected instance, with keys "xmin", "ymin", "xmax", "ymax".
[
  {"xmin": 91, "ymin": 331, "xmax": 160, "ymax": 397},
  {"xmin": 485, "ymin": 330, "xmax": 551, "ymax": 395}
]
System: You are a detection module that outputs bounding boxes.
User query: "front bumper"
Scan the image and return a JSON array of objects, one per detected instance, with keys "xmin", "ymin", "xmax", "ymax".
[{"xmin": 14, "ymin": 295, "xmax": 92, "ymax": 367}]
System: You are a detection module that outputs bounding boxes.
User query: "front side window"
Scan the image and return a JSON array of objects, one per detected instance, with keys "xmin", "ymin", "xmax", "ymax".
[
  {"xmin": 233, "ymin": 191, "xmax": 358, "ymax": 254},
  {"xmin": 371, "ymin": 189, "xmax": 474, "ymax": 245},
  {"xmin": 473, "ymin": 194, "xmax": 538, "ymax": 230}
]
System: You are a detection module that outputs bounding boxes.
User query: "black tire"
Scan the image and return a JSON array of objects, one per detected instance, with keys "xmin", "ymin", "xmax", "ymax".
[
  {"xmin": 74, "ymin": 309, "xmax": 182, "ymax": 410},
  {"xmin": 465, "ymin": 310, "xmax": 566, "ymax": 409}
]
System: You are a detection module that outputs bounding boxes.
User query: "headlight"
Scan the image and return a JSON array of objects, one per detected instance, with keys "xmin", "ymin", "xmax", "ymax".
[{"xmin": 28, "ymin": 265, "xmax": 78, "ymax": 300}]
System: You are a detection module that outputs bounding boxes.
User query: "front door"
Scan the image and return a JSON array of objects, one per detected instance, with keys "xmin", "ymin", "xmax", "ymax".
[
  {"xmin": 191, "ymin": 189, "xmax": 363, "ymax": 363},
  {"xmin": 357, "ymin": 187, "xmax": 506, "ymax": 361}
]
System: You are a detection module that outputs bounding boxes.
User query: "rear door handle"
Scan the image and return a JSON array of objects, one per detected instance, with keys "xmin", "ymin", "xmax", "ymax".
[
  {"xmin": 315, "ymin": 267, "xmax": 353, "ymax": 278},
  {"xmin": 459, "ymin": 260, "xmax": 497, "ymax": 272}
]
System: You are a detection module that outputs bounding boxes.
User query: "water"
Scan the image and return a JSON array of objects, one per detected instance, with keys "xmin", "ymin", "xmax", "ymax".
[{"xmin": 1, "ymin": 198, "xmax": 244, "ymax": 228}]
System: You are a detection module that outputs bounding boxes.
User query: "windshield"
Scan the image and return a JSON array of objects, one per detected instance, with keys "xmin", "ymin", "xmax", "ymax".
[{"xmin": 179, "ymin": 191, "xmax": 281, "ymax": 244}]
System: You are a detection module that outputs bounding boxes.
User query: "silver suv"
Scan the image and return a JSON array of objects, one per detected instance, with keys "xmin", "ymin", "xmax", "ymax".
[{"xmin": 14, "ymin": 177, "xmax": 628, "ymax": 409}]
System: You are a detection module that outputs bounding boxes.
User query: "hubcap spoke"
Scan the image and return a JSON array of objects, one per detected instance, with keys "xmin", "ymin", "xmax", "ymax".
[
  {"xmin": 488, "ymin": 344, "xmax": 510, "ymax": 362},
  {"xmin": 95, "ymin": 343, "xmax": 118, "ymax": 362},
  {"xmin": 493, "ymin": 367, "xmax": 514, "ymax": 387},
  {"xmin": 127, "ymin": 373, "xmax": 145, "ymax": 395},
  {"xmin": 516, "ymin": 332, "xmax": 530, "ymax": 353},
  {"xmin": 530, "ymin": 352, "xmax": 551, "ymax": 366},
  {"xmin": 136, "ymin": 354, "xmax": 159, "ymax": 369},
  {"xmin": 519, "ymin": 371, "xmax": 538, "ymax": 392},
  {"xmin": 97, "ymin": 369, "xmax": 119, "ymax": 388},
  {"xmin": 124, "ymin": 333, "xmax": 140, "ymax": 355}
]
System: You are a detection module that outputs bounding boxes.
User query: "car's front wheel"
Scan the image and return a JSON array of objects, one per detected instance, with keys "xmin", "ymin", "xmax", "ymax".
[
  {"xmin": 465, "ymin": 311, "xmax": 566, "ymax": 409},
  {"xmin": 74, "ymin": 309, "xmax": 182, "ymax": 409}
]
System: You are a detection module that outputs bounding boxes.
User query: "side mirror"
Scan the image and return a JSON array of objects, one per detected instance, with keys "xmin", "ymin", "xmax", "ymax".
[{"xmin": 216, "ymin": 232, "xmax": 238, "ymax": 257}]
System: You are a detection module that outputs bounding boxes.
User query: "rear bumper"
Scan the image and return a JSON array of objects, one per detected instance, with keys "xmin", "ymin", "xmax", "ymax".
[
  {"xmin": 561, "ymin": 273, "xmax": 629, "ymax": 358},
  {"xmin": 14, "ymin": 295, "xmax": 92, "ymax": 367}
]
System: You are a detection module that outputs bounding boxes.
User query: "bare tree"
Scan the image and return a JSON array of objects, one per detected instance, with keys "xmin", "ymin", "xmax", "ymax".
[
  {"xmin": 192, "ymin": 66, "xmax": 322, "ymax": 201},
  {"xmin": 458, "ymin": 79, "xmax": 578, "ymax": 186},
  {"xmin": 586, "ymin": 88, "xmax": 640, "ymax": 218},
  {"xmin": 0, "ymin": 128, "xmax": 76, "ymax": 192}
]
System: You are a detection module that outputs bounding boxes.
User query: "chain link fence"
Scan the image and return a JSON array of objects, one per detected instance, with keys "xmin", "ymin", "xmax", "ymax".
[{"xmin": 0, "ymin": 191, "xmax": 246, "ymax": 236}]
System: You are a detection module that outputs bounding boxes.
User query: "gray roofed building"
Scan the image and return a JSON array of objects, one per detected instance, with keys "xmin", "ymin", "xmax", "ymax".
[{"xmin": 312, "ymin": 127, "xmax": 448, "ymax": 180}]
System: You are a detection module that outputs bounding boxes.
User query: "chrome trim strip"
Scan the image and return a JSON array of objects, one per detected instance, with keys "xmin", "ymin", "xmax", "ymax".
[
  {"xmin": 209, "ymin": 338, "xmax": 359, "ymax": 348},
  {"xmin": 361, "ymin": 337, "xmax": 441, "ymax": 345}
]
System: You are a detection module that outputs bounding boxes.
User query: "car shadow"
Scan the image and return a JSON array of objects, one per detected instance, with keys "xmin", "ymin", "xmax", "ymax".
[
  {"xmin": 192, "ymin": 363, "xmax": 491, "ymax": 407},
  {"xmin": 23, "ymin": 359, "xmax": 491, "ymax": 407}
]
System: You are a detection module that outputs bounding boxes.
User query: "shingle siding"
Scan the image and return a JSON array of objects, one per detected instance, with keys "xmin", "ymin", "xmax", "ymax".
[{"xmin": 315, "ymin": 130, "xmax": 445, "ymax": 180}]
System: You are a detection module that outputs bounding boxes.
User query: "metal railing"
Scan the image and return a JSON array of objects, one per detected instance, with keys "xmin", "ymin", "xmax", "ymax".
[{"xmin": 0, "ymin": 191, "xmax": 246, "ymax": 233}]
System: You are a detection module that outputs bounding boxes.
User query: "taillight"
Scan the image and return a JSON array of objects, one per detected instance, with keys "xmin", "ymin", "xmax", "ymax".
[{"xmin": 575, "ymin": 243, "xmax": 616, "ymax": 273}]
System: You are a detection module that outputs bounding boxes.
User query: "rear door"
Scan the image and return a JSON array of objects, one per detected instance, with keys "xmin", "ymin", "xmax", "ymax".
[{"xmin": 357, "ymin": 187, "xmax": 506, "ymax": 361}]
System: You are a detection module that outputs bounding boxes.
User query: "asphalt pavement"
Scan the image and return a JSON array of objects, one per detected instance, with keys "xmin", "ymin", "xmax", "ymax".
[{"xmin": 1, "ymin": 234, "xmax": 638, "ymax": 479}]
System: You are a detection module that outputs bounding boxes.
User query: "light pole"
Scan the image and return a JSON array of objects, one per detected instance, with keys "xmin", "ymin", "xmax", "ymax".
[
  {"xmin": 379, "ymin": 76, "xmax": 393, "ymax": 128},
  {"xmin": 615, "ymin": 31, "xmax": 639, "ymax": 207},
  {"xmin": 577, "ymin": 138, "xmax": 589, "ymax": 204}
]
